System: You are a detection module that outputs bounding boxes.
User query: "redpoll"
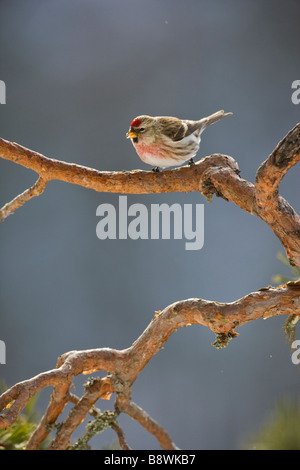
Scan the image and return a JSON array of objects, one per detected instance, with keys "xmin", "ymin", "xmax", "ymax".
[{"xmin": 126, "ymin": 110, "xmax": 232, "ymax": 170}]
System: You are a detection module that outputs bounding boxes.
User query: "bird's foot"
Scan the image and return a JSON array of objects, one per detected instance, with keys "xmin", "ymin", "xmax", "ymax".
[
  {"xmin": 152, "ymin": 167, "xmax": 161, "ymax": 172},
  {"xmin": 188, "ymin": 158, "xmax": 195, "ymax": 166}
]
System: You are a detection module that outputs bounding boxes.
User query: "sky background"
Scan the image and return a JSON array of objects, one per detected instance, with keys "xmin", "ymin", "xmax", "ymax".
[{"xmin": 0, "ymin": 0, "xmax": 300, "ymax": 450}]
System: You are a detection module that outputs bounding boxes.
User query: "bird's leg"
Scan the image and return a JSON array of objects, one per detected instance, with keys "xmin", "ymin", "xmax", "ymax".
[
  {"xmin": 152, "ymin": 167, "xmax": 161, "ymax": 172},
  {"xmin": 188, "ymin": 158, "xmax": 195, "ymax": 166}
]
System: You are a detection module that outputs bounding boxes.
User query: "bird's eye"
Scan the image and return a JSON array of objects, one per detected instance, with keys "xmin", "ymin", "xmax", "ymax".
[{"xmin": 139, "ymin": 128, "xmax": 145, "ymax": 132}]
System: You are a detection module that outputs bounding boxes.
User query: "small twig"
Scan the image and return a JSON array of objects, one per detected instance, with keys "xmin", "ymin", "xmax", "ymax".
[
  {"xmin": 70, "ymin": 410, "xmax": 118, "ymax": 450},
  {"xmin": 122, "ymin": 401, "xmax": 179, "ymax": 450},
  {"xmin": 67, "ymin": 392, "xmax": 101, "ymax": 419},
  {"xmin": 0, "ymin": 176, "xmax": 48, "ymax": 222},
  {"xmin": 67, "ymin": 391, "xmax": 131, "ymax": 450},
  {"xmin": 110, "ymin": 421, "xmax": 132, "ymax": 450}
]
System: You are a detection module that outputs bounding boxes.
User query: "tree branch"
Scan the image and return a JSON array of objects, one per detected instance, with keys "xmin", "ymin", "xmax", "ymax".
[
  {"xmin": 120, "ymin": 400, "xmax": 179, "ymax": 451},
  {"xmin": 255, "ymin": 124, "xmax": 300, "ymax": 265},
  {"xmin": 1, "ymin": 124, "xmax": 299, "ymax": 265},
  {"xmin": 0, "ymin": 176, "xmax": 48, "ymax": 222},
  {"xmin": 1, "ymin": 125, "xmax": 299, "ymax": 449},
  {"xmin": 0, "ymin": 282, "xmax": 299, "ymax": 449}
]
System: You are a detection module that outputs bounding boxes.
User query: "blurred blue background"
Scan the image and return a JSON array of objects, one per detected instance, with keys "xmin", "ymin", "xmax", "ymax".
[{"xmin": 0, "ymin": 0, "xmax": 299, "ymax": 449}]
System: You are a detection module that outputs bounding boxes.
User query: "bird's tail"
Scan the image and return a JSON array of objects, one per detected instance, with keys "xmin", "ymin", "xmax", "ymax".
[{"xmin": 196, "ymin": 110, "xmax": 232, "ymax": 131}]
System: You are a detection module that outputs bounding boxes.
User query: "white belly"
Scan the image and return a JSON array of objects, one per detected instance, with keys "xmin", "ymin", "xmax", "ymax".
[{"xmin": 132, "ymin": 133, "xmax": 201, "ymax": 168}]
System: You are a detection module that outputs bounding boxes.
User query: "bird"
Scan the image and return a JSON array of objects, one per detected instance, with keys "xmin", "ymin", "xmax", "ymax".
[{"xmin": 126, "ymin": 110, "xmax": 232, "ymax": 170}]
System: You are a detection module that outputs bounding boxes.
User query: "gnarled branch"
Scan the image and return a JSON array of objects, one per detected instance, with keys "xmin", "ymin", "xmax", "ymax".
[
  {"xmin": 0, "ymin": 281, "xmax": 299, "ymax": 449},
  {"xmin": 1, "ymin": 123, "xmax": 299, "ymax": 265},
  {"xmin": 0, "ymin": 124, "xmax": 299, "ymax": 449}
]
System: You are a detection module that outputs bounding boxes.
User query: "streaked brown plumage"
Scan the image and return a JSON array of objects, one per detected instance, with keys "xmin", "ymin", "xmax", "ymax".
[{"xmin": 126, "ymin": 110, "xmax": 232, "ymax": 170}]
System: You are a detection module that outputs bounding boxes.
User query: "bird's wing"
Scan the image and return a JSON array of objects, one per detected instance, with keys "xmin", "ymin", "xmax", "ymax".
[
  {"xmin": 155, "ymin": 117, "xmax": 189, "ymax": 142},
  {"xmin": 156, "ymin": 111, "xmax": 232, "ymax": 142}
]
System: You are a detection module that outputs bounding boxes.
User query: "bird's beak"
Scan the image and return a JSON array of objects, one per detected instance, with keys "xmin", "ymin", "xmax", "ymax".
[{"xmin": 126, "ymin": 130, "xmax": 138, "ymax": 139}]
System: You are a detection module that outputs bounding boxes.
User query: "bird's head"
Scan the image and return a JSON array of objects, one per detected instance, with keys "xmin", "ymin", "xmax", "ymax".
[{"xmin": 126, "ymin": 116, "xmax": 157, "ymax": 145}]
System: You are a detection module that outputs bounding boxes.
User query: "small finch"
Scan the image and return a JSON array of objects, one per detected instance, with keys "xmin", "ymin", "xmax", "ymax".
[{"xmin": 126, "ymin": 110, "xmax": 232, "ymax": 170}]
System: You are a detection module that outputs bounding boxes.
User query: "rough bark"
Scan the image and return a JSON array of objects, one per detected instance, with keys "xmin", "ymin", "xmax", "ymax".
[{"xmin": 0, "ymin": 124, "xmax": 299, "ymax": 449}]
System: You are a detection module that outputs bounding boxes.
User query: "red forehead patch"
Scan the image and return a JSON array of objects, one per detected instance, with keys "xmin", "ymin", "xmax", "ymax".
[{"xmin": 130, "ymin": 118, "xmax": 142, "ymax": 128}]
